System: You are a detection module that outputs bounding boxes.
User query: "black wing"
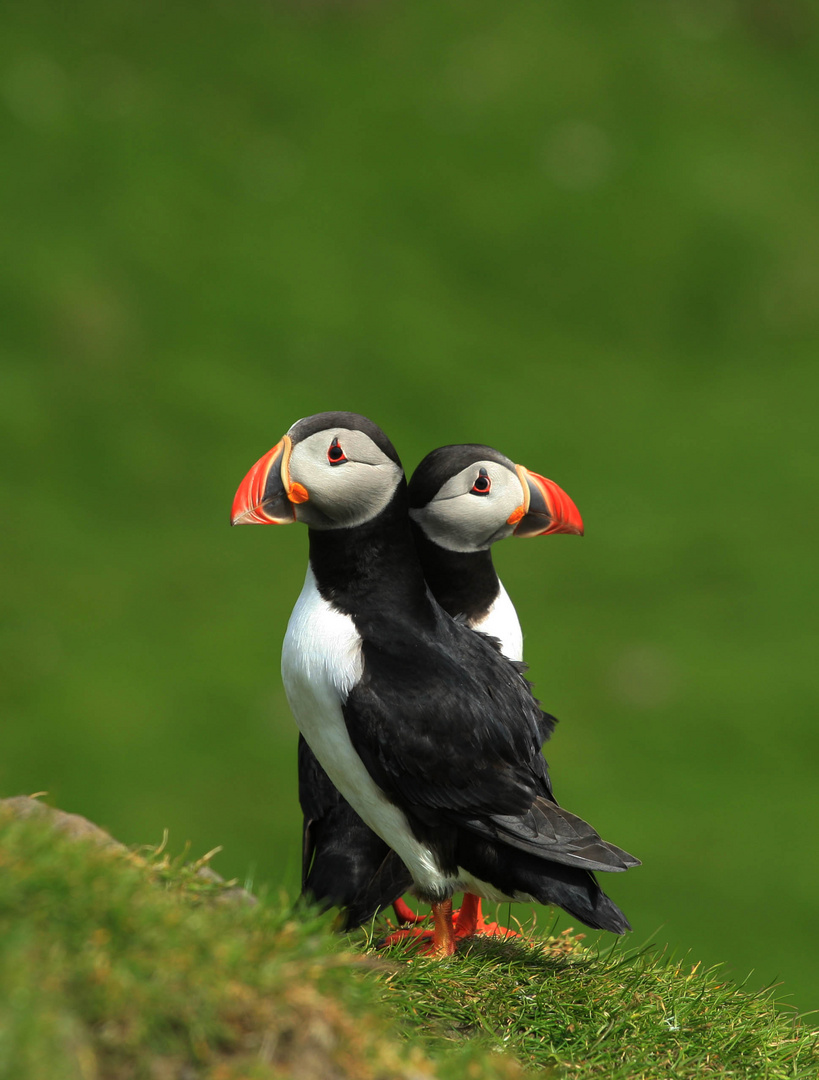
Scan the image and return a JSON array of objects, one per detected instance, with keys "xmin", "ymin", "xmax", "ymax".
[
  {"xmin": 343, "ymin": 606, "xmax": 551, "ymax": 820},
  {"xmin": 342, "ymin": 605, "xmax": 637, "ymax": 872}
]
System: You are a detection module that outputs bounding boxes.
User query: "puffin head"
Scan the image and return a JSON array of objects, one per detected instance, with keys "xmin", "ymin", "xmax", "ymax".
[
  {"xmin": 231, "ymin": 411, "xmax": 404, "ymax": 530},
  {"xmin": 407, "ymin": 444, "xmax": 583, "ymax": 553}
]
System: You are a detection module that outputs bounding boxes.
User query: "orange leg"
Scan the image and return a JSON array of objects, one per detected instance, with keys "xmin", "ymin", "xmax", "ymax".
[
  {"xmin": 454, "ymin": 893, "xmax": 520, "ymax": 940},
  {"xmin": 381, "ymin": 898, "xmax": 457, "ymax": 958},
  {"xmin": 430, "ymin": 898, "xmax": 457, "ymax": 956}
]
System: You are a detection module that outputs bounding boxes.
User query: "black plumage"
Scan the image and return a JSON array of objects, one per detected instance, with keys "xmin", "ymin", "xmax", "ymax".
[
  {"xmin": 410, "ymin": 527, "xmax": 501, "ymax": 627},
  {"xmin": 230, "ymin": 415, "xmax": 638, "ymax": 946},
  {"xmin": 302, "ymin": 480, "xmax": 636, "ymax": 933}
]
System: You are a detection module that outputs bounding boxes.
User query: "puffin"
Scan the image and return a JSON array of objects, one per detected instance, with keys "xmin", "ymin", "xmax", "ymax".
[
  {"xmin": 296, "ymin": 443, "xmax": 584, "ymax": 939},
  {"xmin": 231, "ymin": 412, "xmax": 639, "ymax": 957}
]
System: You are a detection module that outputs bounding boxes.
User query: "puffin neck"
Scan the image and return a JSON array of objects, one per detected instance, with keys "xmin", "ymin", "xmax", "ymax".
[
  {"xmin": 306, "ymin": 481, "xmax": 434, "ymax": 630},
  {"xmin": 411, "ymin": 524, "xmax": 500, "ymax": 624}
]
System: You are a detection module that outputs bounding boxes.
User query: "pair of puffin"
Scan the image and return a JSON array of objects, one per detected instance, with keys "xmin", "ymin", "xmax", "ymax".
[
  {"xmin": 299, "ymin": 442, "xmax": 584, "ymax": 940},
  {"xmin": 231, "ymin": 412, "xmax": 639, "ymax": 957}
]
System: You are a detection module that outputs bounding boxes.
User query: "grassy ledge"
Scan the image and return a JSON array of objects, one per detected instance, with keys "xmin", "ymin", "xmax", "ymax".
[
  {"xmin": 374, "ymin": 929, "xmax": 819, "ymax": 1078},
  {"xmin": 0, "ymin": 803, "xmax": 816, "ymax": 1080}
]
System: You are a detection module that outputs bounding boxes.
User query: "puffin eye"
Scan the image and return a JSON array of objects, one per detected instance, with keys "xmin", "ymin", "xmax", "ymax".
[
  {"xmin": 470, "ymin": 468, "xmax": 491, "ymax": 495},
  {"xmin": 327, "ymin": 437, "xmax": 347, "ymax": 465}
]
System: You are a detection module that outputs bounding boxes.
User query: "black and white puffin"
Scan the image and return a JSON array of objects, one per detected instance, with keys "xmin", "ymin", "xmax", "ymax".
[
  {"xmin": 231, "ymin": 412, "xmax": 639, "ymax": 957},
  {"xmin": 405, "ymin": 443, "xmax": 585, "ymax": 937},
  {"xmin": 296, "ymin": 443, "xmax": 584, "ymax": 940}
]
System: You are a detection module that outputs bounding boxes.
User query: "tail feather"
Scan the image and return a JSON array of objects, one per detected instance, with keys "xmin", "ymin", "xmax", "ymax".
[
  {"xmin": 461, "ymin": 797, "xmax": 640, "ymax": 874},
  {"xmin": 457, "ymin": 831, "xmax": 633, "ymax": 934}
]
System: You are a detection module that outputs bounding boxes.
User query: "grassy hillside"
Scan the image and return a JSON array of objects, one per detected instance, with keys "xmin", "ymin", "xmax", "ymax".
[
  {"xmin": 1, "ymin": 802, "xmax": 816, "ymax": 1080},
  {"xmin": 1, "ymin": 0, "xmax": 818, "ymax": 1013}
]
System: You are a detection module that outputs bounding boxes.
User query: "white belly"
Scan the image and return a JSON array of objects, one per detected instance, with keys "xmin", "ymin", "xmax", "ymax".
[
  {"xmin": 281, "ymin": 567, "xmax": 444, "ymax": 893},
  {"xmin": 469, "ymin": 580, "xmax": 523, "ymax": 662}
]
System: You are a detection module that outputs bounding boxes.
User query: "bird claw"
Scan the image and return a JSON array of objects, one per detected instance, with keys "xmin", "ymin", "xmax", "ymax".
[
  {"xmin": 383, "ymin": 896, "xmax": 519, "ymax": 950},
  {"xmin": 452, "ymin": 895, "xmax": 520, "ymax": 940},
  {"xmin": 379, "ymin": 926, "xmax": 455, "ymax": 958},
  {"xmin": 454, "ymin": 912, "xmax": 519, "ymax": 940}
]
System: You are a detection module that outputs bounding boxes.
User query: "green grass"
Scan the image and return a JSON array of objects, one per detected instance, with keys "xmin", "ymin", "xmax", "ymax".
[
  {"xmin": 0, "ymin": 803, "xmax": 517, "ymax": 1080},
  {"xmin": 378, "ymin": 929, "xmax": 819, "ymax": 1078},
  {"xmin": 2, "ymin": 804, "xmax": 816, "ymax": 1080}
]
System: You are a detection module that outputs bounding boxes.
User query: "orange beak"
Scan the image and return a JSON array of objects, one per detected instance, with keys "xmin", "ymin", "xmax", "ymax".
[
  {"xmin": 510, "ymin": 466, "xmax": 584, "ymax": 538},
  {"xmin": 230, "ymin": 436, "xmax": 307, "ymax": 525}
]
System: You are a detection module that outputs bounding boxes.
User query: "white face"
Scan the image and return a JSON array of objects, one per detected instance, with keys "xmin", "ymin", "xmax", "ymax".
[
  {"xmin": 287, "ymin": 426, "xmax": 404, "ymax": 530},
  {"xmin": 409, "ymin": 459, "xmax": 525, "ymax": 552}
]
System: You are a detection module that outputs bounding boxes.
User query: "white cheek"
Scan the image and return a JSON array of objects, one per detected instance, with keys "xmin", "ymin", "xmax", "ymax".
[
  {"xmin": 414, "ymin": 492, "xmax": 518, "ymax": 552},
  {"xmin": 294, "ymin": 461, "xmax": 401, "ymax": 529}
]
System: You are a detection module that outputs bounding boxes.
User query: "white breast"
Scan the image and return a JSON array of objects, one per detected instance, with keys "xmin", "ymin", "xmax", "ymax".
[
  {"xmin": 281, "ymin": 567, "xmax": 444, "ymax": 893},
  {"xmin": 469, "ymin": 580, "xmax": 523, "ymax": 662}
]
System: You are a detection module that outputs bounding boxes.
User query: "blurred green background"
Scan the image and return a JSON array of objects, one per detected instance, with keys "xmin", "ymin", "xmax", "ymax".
[{"xmin": 2, "ymin": 0, "xmax": 818, "ymax": 1012}]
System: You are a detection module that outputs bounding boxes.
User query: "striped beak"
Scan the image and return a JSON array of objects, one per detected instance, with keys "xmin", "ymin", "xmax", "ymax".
[
  {"xmin": 511, "ymin": 466, "xmax": 584, "ymax": 538},
  {"xmin": 230, "ymin": 436, "xmax": 307, "ymax": 525}
]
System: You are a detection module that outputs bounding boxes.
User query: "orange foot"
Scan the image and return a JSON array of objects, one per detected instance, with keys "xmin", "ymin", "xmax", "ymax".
[
  {"xmin": 454, "ymin": 894, "xmax": 520, "ymax": 940},
  {"xmin": 380, "ymin": 899, "xmax": 456, "ymax": 958},
  {"xmin": 381, "ymin": 926, "xmax": 441, "ymax": 956},
  {"xmin": 392, "ymin": 897, "xmax": 427, "ymax": 925}
]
